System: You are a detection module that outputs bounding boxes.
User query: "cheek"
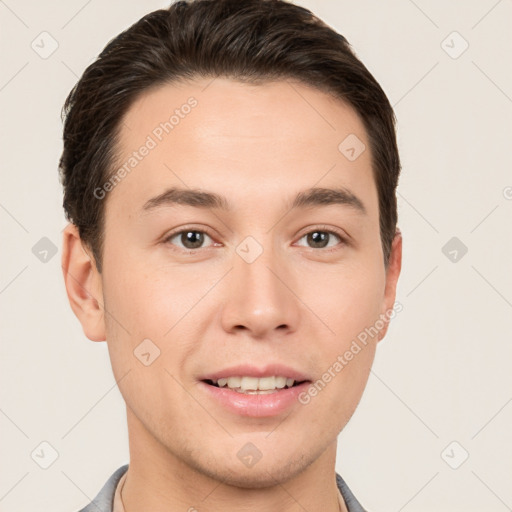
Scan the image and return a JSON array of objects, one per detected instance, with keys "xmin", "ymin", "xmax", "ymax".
[
  {"xmin": 307, "ymin": 260, "xmax": 386, "ymax": 346},
  {"xmin": 101, "ymin": 258, "xmax": 214, "ymax": 384},
  {"xmin": 102, "ymin": 257, "xmax": 199, "ymax": 336},
  {"xmin": 308, "ymin": 261, "xmax": 384, "ymax": 416}
]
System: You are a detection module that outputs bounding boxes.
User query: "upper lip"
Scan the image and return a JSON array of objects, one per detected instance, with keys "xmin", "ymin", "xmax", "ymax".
[{"xmin": 200, "ymin": 364, "xmax": 311, "ymax": 382}]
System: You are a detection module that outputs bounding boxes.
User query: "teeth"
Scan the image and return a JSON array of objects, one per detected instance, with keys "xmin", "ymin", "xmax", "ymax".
[
  {"xmin": 241, "ymin": 376, "xmax": 259, "ymax": 391},
  {"xmin": 275, "ymin": 376, "xmax": 287, "ymax": 389},
  {"xmin": 213, "ymin": 376, "xmax": 297, "ymax": 391},
  {"xmin": 254, "ymin": 376, "xmax": 275, "ymax": 391}
]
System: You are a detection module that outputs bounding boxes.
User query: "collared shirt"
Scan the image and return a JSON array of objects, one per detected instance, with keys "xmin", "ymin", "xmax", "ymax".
[{"xmin": 78, "ymin": 464, "xmax": 367, "ymax": 512}]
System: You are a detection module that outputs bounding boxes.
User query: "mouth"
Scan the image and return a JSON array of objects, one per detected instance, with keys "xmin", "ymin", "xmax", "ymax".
[
  {"xmin": 199, "ymin": 377, "xmax": 312, "ymax": 417},
  {"xmin": 199, "ymin": 364, "xmax": 311, "ymax": 395},
  {"xmin": 202, "ymin": 376, "xmax": 309, "ymax": 395}
]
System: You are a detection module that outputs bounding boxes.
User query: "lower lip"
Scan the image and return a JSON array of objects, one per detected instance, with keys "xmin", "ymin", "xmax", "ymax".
[{"xmin": 199, "ymin": 381, "xmax": 311, "ymax": 417}]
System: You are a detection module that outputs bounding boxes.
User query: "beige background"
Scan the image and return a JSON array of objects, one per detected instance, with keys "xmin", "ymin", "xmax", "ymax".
[{"xmin": 1, "ymin": 1, "xmax": 511, "ymax": 511}]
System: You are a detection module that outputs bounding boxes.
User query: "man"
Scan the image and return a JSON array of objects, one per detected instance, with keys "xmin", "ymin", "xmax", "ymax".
[{"xmin": 60, "ymin": 0, "xmax": 402, "ymax": 510}]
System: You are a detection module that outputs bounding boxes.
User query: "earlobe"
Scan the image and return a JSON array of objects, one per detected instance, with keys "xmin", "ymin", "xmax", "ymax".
[
  {"xmin": 378, "ymin": 229, "xmax": 403, "ymax": 342},
  {"xmin": 61, "ymin": 224, "xmax": 106, "ymax": 342}
]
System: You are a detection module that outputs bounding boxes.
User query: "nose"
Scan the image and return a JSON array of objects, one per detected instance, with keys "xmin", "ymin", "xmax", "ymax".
[{"xmin": 220, "ymin": 241, "xmax": 301, "ymax": 339}]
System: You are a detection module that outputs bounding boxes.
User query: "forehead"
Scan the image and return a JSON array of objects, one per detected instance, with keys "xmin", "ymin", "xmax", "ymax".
[
  {"xmin": 109, "ymin": 77, "xmax": 377, "ymax": 217},
  {"xmin": 121, "ymin": 77, "xmax": 366, "ymax": 153}
]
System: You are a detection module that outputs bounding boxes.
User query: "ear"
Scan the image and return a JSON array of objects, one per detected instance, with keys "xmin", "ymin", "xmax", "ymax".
[
  {"xmin": 61, "ymin": 223, "xmax": 106, "ymax": 342},
  {"xmin": 377, "ymin": 229, "xmax": 402, "ymax": 341}
]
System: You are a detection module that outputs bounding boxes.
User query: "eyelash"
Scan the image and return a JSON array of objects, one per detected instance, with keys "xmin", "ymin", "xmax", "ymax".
[{"xmin": 162, "ymin": 225, "xmax": 347, "ymax": 253}]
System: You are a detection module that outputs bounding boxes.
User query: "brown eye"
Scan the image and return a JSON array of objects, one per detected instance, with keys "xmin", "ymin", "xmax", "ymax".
[
  {"xmin": 166, "ymin": 230, "xmax": 213, "ymax": 250},
  {"xmin": 307, "ymin": 231, "xmax": 329, "ymax": 248},
  {"xmin": 296, "ymin": 230, "xmax": 343, "ymax": 249}
]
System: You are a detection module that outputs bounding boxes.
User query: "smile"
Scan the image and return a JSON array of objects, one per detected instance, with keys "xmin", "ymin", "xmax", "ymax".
[{"xmin": 204, "ymin": 376, "xmax": 305, "ymax": 394}]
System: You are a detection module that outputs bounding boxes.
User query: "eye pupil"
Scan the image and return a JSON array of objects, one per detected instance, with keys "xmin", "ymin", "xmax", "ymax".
[
  {"xmin": 308, "ymin": 231, "xmax": 329, "ymax": 248},
  {"xmin": 182, "ymin": 231, "xmax": 204, "ymax": 249}
]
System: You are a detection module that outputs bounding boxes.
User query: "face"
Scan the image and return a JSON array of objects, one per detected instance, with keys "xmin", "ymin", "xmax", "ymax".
[{"xmin": 65, "ymin": 77, "xmax": 401, "ymax": 488}]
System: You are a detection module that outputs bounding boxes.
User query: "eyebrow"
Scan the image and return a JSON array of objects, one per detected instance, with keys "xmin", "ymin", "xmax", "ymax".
[
  {"xmin": 291, "ymin": 186, "xmax": 366, "ymax": 214},
  {"xmin": 143, "ymin": 187, "xmax": 230, "ymax": 211},
  {"xmin": 142, "ymin": 186, "xmax": 366, "ymax": 215}
]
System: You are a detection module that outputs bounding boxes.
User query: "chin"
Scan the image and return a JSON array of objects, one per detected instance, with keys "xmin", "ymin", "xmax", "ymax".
[
  {"xmin": 188, "ymin": 448, "xmax": 314, "ymax": 489},
  {"xmin": 201, "ymin": 465, "xmax": 302, "ymax": 490}
]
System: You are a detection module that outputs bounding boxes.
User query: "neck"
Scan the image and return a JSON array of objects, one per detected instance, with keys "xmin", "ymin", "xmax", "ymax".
[{"xmin": 121, "ymin": 407, "xmax": 348, "ymax": 512}]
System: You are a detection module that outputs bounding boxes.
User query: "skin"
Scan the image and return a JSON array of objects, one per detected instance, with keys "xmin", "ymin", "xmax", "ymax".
[{"xmin": 62, "ymin": 77, "xmax": 401, "ymax": 512}]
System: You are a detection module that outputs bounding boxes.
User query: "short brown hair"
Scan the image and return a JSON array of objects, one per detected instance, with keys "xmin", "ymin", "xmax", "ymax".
[{"xmin": 59, "ymin": 0, "xmax": 401, "ymax": 272}]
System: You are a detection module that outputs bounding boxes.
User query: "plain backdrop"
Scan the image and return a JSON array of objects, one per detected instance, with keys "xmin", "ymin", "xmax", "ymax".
[{"xmin": 1, "ymin": 1, "xmax": 511, "ymax": 511}]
